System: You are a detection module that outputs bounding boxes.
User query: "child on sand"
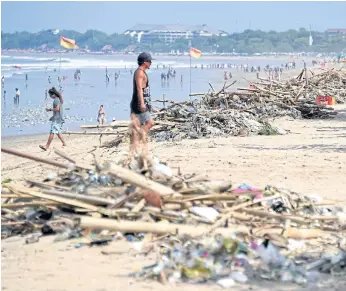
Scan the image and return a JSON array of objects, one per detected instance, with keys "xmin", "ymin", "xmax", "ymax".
[
  {"xmin": 97, "ymin": 105, "xmax": 106, "ymax": 125},
  {"xmin": 39, "ymin": 87, "xmax": 66, "ymax": 151}
]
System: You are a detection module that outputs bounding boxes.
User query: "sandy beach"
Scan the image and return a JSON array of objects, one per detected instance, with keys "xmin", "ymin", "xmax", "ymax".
[
  {"xmin": 2, "ymin": 102, "xmax": 346, "ymax": 290},
  {"xmin": 2, "ymin": 60, "xmax": 346, "ymax": 291}
]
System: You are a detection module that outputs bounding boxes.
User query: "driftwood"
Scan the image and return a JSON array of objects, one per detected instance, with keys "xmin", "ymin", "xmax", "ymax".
[
  {"xmin": 76, "ymin": 216, "xmax": 249, "ymax": 236},
  {"xmin": 65, "ymin": 131, "xmax": 123, "ymax": 135}
]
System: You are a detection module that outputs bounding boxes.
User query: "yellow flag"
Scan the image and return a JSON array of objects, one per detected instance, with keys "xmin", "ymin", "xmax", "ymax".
[{"xmin": 60, "ymin": 36, "xmax": 78, "ymax": 49}]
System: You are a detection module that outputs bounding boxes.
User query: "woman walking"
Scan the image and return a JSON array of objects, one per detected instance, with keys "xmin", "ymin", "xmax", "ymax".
[{"xmin": 39, "ymin": 87, "xmax": 66, "ymax": 151}]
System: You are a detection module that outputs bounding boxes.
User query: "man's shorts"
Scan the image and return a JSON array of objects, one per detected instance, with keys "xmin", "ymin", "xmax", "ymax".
[
  {"xmin": 50, "ymin": 121, "xmax": 63, "ymax": 134},
  {"xmin": 131, "ymin": 110, "xmax": 152, "ymax": 125}
]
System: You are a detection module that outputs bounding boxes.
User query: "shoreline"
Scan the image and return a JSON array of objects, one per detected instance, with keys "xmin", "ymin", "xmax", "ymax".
[
  {"xmin": 2, "ymin": 51, "xmax": 325, "ymax": 61},
  {"xmin": 0, "ymin": 63, "xmax": 332, "ymax": 138},
  {"xmin": 2, "ymin": 104, "xmax": 346, "ymax": 200}
]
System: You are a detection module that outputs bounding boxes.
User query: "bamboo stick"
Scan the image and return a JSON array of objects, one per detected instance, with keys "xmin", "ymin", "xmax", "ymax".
[
  {"xmin": 54, "ymin": 148, "xmax": 76, "ymax": 163},
  {"xmin": 5, "ymin": 183, "xmax": 100, "ymax": 212},
  {"xmin": 42, "ymin": 190, "xmax": 116, "ymax": 205},
  {"xmin": 76, "ymin": 216, "xmax": 249, "ymax": 236},
  {"xmin": 1, "ymin": 147, "xmax": 68, "ymax": 169},
  {"xmin": 26, "ymin": 180, "xmax": 71, "ymax": 191},
  {"xmin": 65, "ymin": 131, "xmax": 123, "ymax": 135},
  {"xmin": 1, "ymin": 201, "xmax": 58, "ymax": 208},
  {"xmin": 1, "ymin": 194, "xmax": 32, "ymax": 198},
  {"xmin": 105, "ymin": 162, "xmax": 182, "ymax": 197},
  {"xmin": 242, "ymin": 209, "xmax": 338, "ymax": 223}
]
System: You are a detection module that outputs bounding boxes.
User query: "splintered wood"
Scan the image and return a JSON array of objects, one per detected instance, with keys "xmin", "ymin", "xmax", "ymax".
[{"xmin": 1, "ymin": 147, "xmax": 345, "ymax": 241}]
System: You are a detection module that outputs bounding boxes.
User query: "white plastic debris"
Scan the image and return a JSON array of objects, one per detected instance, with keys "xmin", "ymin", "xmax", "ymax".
[
  {"xmin": 231, "ymin": 271, "xmax": 248, "ymax": 283},
  {"xmin": 217, "ymin": 277, "xmax": 235, "ymax": 288},
  {"xmin": 151, "ymin": 163, "xmax": 173, "ymax": 178},
  {"xmin": 189, "ymin": 207, "xmax": 220, "ymax": 223}
]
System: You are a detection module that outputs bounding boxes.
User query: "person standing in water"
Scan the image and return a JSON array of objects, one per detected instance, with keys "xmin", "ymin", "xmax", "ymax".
[
  {"xmin": 39, "ymin": 87, "xmax": 66, "ymax": 150},
  {"xmin": 129, "ymin": 52, "xmax": 154, "ymax": 155},
  {"xmin": 97, "ymin": 105, "xmax": 106, "ymax": 125},
  {"xmin": 1, "ymin": 76, "xmax": 4, "ymax": 88},
  {"xmin": 14, "ymin": 88, "xmax": 20, "ymax": 104},
  {"xmin": 45, "ymin": 89, "xmax": 48, "ymax": 100},
  {"xmin": 48, "ymin": 76, "xmax": 51, "ymax": 84}
]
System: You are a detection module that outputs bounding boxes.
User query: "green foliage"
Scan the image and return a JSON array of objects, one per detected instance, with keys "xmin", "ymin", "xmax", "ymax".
[{"xmin": 1, "ymin": 28, "xmax": 346, "ymax": 53}]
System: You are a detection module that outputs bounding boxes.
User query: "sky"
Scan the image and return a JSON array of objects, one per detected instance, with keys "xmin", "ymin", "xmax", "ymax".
[{"xmin": 1, "ymin": 1, "xmax": 346, "ymax": 34}]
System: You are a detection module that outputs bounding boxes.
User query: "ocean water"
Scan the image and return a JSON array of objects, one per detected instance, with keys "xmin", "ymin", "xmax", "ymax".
[{"xmin": 1, "ymin": 53, "xmax": 298, "ymax": 136}]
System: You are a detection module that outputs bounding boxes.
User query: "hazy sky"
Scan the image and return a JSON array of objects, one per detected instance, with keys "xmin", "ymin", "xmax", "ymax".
[{"xmin": 2, "ymin": 1, "xmax": 346, "ymax": 34}]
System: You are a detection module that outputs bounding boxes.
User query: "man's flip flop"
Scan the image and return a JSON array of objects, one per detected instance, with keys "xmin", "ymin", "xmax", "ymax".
[{"xmin": 39, "ymin": 145, "xmax": 47, "ymax": 151}]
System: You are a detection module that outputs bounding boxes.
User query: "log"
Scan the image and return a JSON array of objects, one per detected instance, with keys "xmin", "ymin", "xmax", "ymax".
[
  {"xmin": 65, "ymin": 131, "xmax": 123, "ymax": 135},
  {"xmin": 105, "ymin": 162, "xmax": 182, "ymax": 197},
  {"xmin": 54, "ymin": 148, "xmax": 76, "ymax": 163},
  {"xmin": 252, "ymin": 227, "xmax": 322, "ymax": 239},
  {"xmin": 189, "ymin": 93, "xmax": 206, "ymax": 97},
  {"xmin": 75, "ymin": 216, "xmax": 249, "ymax": 236},
  {"xmin": 5, "ymin": 183, "xmax": 100, "ymax": 212},
  {"xmin": 1, "ymin": 221, "xmax": 29, "ymax": 227},
  {"xmin": 1, "ymin": 201, "xmax": 59, "ymax": 208},
  {"xmin": 241, "ymin": 209, "xmax": 338, "ymax": 223},
  {"xmin": 42, "ymin": 190, "xmax": 117, "ymax": 206},
  {"xmin": 27, "ymin": 180, "xmax": 71, "ymax": 191},
  {"xmin": 1, "ymin": 147, "xmax": 68, "ymax": 169},
  {"xmin": 1, "ymin": 194, "xmax": 32, "ymax": 198},
  {"xmin": 80, "ymin": 120, "xmax": 175, "ymax": 129}
]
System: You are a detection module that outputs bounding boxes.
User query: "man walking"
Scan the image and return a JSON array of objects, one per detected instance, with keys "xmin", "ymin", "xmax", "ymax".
[{"xmin": 129, "ymin": 52, "xmax": 154, "ymax": 159}]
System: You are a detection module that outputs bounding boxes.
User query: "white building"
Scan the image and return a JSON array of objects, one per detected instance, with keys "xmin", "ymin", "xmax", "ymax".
[{"xmin": 124, "ymin": 24, "xmax": 229, "ymax": 44}]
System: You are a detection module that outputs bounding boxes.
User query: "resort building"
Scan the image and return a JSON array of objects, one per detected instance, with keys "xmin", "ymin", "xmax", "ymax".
[
  {"xmin": 123, "ymin": 24, "xmax": 229, "ymax": 44},
  {"xmin": 327, "ymin": 29, "xmax": 346, "ymax": 38}
]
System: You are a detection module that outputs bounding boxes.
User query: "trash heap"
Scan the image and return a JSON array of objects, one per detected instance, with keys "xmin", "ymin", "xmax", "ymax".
[
  {"xmin": 152, "ymin": 102, "xmax": 277, "ymax": 141},
  {"xmin": 1, "ymin": 147, "xmax": 346, "ymax": 287},
  {"xmin": 149, "ymin": 68, "xmax": 345, "ymax": 141}
]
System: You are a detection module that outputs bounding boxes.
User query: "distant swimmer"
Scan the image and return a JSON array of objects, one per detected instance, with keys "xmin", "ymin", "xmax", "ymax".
[
  {"xmin": 114, "ymin": 72, "xmax": 119, "ymax": 81},
  {"xmin": 97, "ymin": 105, "xmax": 106, "ymax": 126},
  {"xmin": 25, "ymin": 74, "xmax": 28, "ymax": 82},
  {"xmin": 3, "ymin": 90, "xmax": 6, "ymax": 100},
  {"xmin": 180, "ymin": 74, "xmax": 183, "ymax": 83},
  {"xmin": 1, "ymin": 76, "xmax": 4, "ymax": 87},
  {"xmin": 48, "ymin": 76, "xmax": 51, "ymax": 84},
  {"xmin": 45, "ymin": 89, "xmax": 48, "ymax": 100}
]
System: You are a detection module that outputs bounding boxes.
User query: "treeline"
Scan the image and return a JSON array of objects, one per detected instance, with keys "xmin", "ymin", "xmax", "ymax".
[{"xmin": 1, "ymin": 28, "xmax": 346, "ymax": 53}]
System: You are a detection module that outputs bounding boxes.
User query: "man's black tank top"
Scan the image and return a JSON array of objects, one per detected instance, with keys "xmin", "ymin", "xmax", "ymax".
[{"xmin": 130, "ymin": 68, "xmax": 150, "ymax": 114}]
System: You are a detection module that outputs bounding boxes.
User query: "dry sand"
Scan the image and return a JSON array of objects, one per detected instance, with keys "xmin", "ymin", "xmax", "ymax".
[
  {"xmin": 1, "ymin": 62, "xmax": 346, "ymax": 290},
  {"xmin": 1, "ymin": 104, "xmax": 346, "ymax": 291}
]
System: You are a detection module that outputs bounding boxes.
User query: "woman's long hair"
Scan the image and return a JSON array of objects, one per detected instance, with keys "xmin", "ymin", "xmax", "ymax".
[{"xmin": 48, "ymin": 87, "xmax": 63, "ymax": 104}]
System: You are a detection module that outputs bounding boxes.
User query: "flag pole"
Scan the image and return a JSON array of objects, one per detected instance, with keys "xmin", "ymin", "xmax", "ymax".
[
  {"xmin": 58, "ymin": 34, "xmax": 62, "ymax": 86},
  {"xmin": 189, "ymin": 39, "xmax": 192, "ymax": 99}
]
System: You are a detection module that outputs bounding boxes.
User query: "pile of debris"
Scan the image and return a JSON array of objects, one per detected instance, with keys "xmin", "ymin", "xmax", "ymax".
[
  {"xmin": 1, "ymin": 147, "xmax": 346, "ymax": 287},
  {"xmin": 148, "ymin": 68, "xmax": 345, "ymax": 141},
  {"xmin": 68, "ymin": 68, "xmax": 344, "ymax": 144}
]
